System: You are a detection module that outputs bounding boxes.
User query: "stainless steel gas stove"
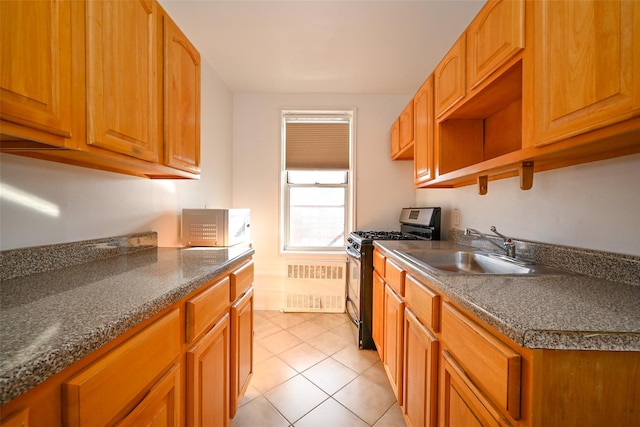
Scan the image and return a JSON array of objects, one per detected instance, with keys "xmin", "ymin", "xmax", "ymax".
[{"xmin": 345, "ymin": 207, "xmax": 441, "ymax": 349}]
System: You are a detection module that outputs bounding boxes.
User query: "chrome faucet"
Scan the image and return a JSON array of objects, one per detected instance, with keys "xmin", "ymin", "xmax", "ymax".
[{"xmin": 464, "ymin": 226, "xmax": 516, "ymax": 258}]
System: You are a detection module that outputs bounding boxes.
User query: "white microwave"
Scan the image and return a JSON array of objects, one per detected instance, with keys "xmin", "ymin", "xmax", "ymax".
[{"xmin": 181, "ymin": 209, "xmax": 251, "ymax": 247}]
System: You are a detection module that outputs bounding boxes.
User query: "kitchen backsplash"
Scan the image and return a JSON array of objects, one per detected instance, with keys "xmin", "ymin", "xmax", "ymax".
[
  {"xmin": 0, "ymin": 232, "xmax": 157, "ymax": 282},
  {"xmin": 450, "ymin": 228, "xmax": 640, "ymax": 287}
]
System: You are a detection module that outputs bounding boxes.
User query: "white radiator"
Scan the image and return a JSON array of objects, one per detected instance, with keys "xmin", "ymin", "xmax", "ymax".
[{"xmin": 284, "ymin": 261, "xmax": 346, "ymax": 313}]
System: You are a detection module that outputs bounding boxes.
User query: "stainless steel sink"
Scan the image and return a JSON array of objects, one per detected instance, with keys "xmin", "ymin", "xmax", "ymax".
[{"xmin": 394, "ymin": 249, "xmax": 563, "ymax": 275}]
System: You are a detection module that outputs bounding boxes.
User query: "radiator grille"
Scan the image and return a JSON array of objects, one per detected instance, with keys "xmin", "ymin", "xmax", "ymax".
[
  {"xmin": 285, "ymin": 262, "xmax": 346, "ymax": 313},
  {"xmin": 285, "ymin": 294, "xmax": 344, "ymax": 310},
  {"xmin": 287, "ymin": 264, "xmax": 343, "ymax": 280}
]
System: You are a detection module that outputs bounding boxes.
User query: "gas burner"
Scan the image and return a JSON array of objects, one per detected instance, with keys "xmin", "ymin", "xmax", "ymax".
[{"xmin": 350, "ymin": 230, "xmax": 424, "ymax": 242}]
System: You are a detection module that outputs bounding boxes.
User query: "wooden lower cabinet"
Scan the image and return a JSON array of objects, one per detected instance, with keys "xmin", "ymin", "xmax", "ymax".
[
  {"xmin": 63, "ymin": 309, "xmax": 181, "ymax": 427},
  {"xmin": 0, "ymin": 257, "xmax": 255, "ymax": 427},
  {"xmin": 383, "ymin": 284, "xmax": 405, "ymax": 404},
  {"xmin": 372, "ymin": 251, "xmax": 640, "ymax": 427},
  {"xmin": 372, "ymin": 271, "xmax": 385, "ymax": 360},
  {"xmin": 441, "ymin": 351, "xmax": 508, "ymax": 427},
  {"xmin": 117, "ymin": 364, "xmax": 181, "ymax": 427},
  {"xmin": 187, "ymin": 313, "xmax": 231, "ymax": 427},
  {"xmin": 0, "ymin": 408, "xmax": 29, "ymax": 427},
  {"xmin": 402, "ymin": 308, "xmax": 438, "ymax": 427},
  {"xmin": 441, "ymin": 302, "xmax": 521, "ymax": 420},
  {"xmin": 230, "ymin": 288, "xmax": 254, "ymax": 418}
]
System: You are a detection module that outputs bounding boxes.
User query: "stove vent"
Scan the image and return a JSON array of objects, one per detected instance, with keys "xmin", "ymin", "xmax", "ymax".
[{"xmin": 284, "ymin": 262, "xmax": 346, "ymax": 313}]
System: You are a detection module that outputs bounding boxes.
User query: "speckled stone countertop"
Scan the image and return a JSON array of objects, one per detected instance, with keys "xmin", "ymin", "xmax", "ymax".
[
  {"xmin": 0, "ymin": 233, "xmax": 254, "ymax": 405},
  {"xmin": 374, "ymin": 238, "xmax": 640, "ymax": 352}
]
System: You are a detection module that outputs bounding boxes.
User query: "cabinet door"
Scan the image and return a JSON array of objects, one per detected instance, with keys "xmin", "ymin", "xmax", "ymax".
[
  {"xmin": 0, "ymin": 0, "xmax": 78, "ymax": 147},
  {"xmin": 383, "ymin": 284, "xmax": 405, "ymax": 405},
  {"xmin": 163, "ymin": 14, "xmax": 201, "ymax": 174},
  {"xmin": 372, "ymin": 271, "xmax": 385, "ymax": 360},
  {"xmin": 187, "ymin": 313, "xmax": 230, "ymax": 427},
  {"xmin": 230, "ymin": 288, "xmax": 254, "ymax": 418},
  {"xmin": 414, "ymin": 75, "xmax": 435, "ymax": 185},
  {"xmin": 64, "ymin": 310, "xmax": 181, "ymax": 427},
  {"xmin": 402, "ymin": 308, "xmax": 438, "ymax": 427},
  {"xmin": 116, "ymin": 364, "xmax": 180, "ymax": 427},
  {"xmin": 534, "ymin": 0, "xmax": 640, "ymax": 146},
  {"xmin": 435, "ymin": 35, "xmax": 466, "ymax": 118},
  {"xmin": 467, "ymin": 0, "xmax": 524, "ymax": 90},
  {"xmin": 441, "ymin": 351, "xmax": 508, "ymax": 427},
  {"xmin": 442, "ymin": 302, "xmax": 521, "ymax": 420},
  {"xmin": 390, "ymin": 119, "xmax": 401, "ymax": 158},
  {"xmin": 0, "ymin": 408, "xmax": 29, "ymax": 427},
  {"xmin": 399, "ymin": 101, "xmax": 414, "ymax": 149},
  {"xmin": 86, "ymin": 0, "xmax": 159, "ymax": 161}
]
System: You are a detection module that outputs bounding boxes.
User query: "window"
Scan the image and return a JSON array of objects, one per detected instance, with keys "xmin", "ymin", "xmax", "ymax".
[{"xmin": 282, "ymin": 111, "xmax": 354, "ymax": 252}]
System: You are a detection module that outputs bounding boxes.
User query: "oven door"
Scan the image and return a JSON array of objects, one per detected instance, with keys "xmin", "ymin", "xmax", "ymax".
[{"xmin": 345, "ymin": 246, "xmax": 362, "ymax": 340}]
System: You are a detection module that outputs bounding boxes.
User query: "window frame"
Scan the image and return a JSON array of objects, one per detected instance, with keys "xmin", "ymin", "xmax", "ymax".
[{"xmin": 280, "ymin": 110, "xmax": 355, "ymax": 254}]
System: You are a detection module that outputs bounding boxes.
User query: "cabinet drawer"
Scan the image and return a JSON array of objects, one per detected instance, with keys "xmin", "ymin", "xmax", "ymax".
[
  {"xmin": 64, "ymin": 309, "xmax": 181, "ymax": 427},
  {"xmin": 230, "ymin": 260, "xmax": 254, "ymax": 301},
  {"xmin": 385, "ymin": 258, "xmax": 405, "ymax": 296},
  {"xmin": 186, "ymin": 276, "xmax": 230, "ymax": 343},
  {"xmin": 404, "ymin": 274, "xmax": 440, "ymax": 332},
  {"xmin": 441, "ymin": 350, "xmax": 509, "ymax": 427},
  {"xmin": 116, "ymin": 363, "xmax": 180, "ymax": 426},
  {"xmin": 441, "ymin": 302, "xmax": 521, "ymax": 419},
  {"xmin": 373, "ymin": 249, "xmax": 386, "ymax": 275},
  {"xmin": 0, "ymin": 408, "xmax": 29, "ymax": 427}
]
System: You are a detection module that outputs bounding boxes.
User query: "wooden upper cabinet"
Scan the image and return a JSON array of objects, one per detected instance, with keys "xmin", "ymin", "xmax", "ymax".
[
  {"xmin": 413, "ymin": 75, "xmax": 435, "ymax": 185},
  {"xmin": 467, "ymin": 0, "xmax": 524, "ymax": 90},
  {"xmin": 533, "ymin": 0, "xmax": 640, "ymax": 147},
  {"xmin": 163, "ymin": 13, "xmax": 201, "ymax": 174},
  {"xmin": 0, "ymin": 0, "xmax": 80, "ymax": 147},
  {"xmin": 435, "ymin": 35, "xmax": 466, "ymax": 118},
  {"xmin": 390, "ymin": 119, "xmax": 401, "ymax": 159},
  {"xmin": 86, "ymin": 0, "xmax": 159, "ymax": 161},
  {"xmin": 399, "ymin": 101, "xmax": 414, "ymax": 150},
  {"xmin": 391, "ymin": 100, "xmax": 414, "ymax": 160}
]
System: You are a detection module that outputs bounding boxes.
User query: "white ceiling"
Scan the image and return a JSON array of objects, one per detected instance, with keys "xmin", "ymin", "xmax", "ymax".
[{"xmin": 158, "ymin": 0, "xmax": 485, "ymax": 95}]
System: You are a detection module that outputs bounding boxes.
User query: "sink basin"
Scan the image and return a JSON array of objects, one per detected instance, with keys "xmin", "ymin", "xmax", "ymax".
[{"xmin": 394, "ymin": 249, "xmax": 561, "ymax": 275}]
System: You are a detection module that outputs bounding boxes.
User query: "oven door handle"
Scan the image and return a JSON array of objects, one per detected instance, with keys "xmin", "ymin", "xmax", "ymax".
[
  {"xmin": 345, "ymin": 296, "xmax": 360, "ymax": 327},
  {"xmin": 346, "ymin": 246, "xmax": 361, "ymax": 259}
]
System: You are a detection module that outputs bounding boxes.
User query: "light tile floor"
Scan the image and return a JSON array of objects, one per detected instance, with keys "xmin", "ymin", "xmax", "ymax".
[{"xmin": 232, "ymin": 310, "xmax": 407, "ymax": 427}]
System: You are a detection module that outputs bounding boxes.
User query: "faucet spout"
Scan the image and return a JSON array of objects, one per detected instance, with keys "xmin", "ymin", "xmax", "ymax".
[{"xmin": 464, "ymin": 226, "xmax": 516, "ymax": 258}]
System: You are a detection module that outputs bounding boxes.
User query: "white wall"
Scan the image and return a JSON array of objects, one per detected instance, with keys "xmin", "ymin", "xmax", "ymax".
[
  {"xmin": 416, "ymin": 153, "xmax": 640, "ymax": 256},
  {"xmin": 0, "ymin": 60, "xmax": 234, "ymax": 250},
  {"xmin": 231, "ymin": 93, "xmax": 416, "ymax": 309}
]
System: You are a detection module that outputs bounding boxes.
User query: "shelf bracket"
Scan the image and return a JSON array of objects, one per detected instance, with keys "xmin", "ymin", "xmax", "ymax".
[
  {"xmin": 477, "ymin": 175, "xmax": 488, "ymax": 195},
  {"xmin": 520, "ymin": 161, "xmax": 534, "ymax": 190}
]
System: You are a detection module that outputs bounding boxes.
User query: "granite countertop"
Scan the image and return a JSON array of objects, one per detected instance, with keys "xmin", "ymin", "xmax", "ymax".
[
  {"xmin": 0, "ymin": 236, "xmax": 254, "ymax": 406},
  {"xmin": 374, "ymin": 239, "xmax": 640, "ymax": 352}
]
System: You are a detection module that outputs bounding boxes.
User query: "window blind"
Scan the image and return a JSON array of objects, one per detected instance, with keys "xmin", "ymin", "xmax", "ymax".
[{"xmin": 285, "ymin": 122, "xmax": 350, "ymax": 170}]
